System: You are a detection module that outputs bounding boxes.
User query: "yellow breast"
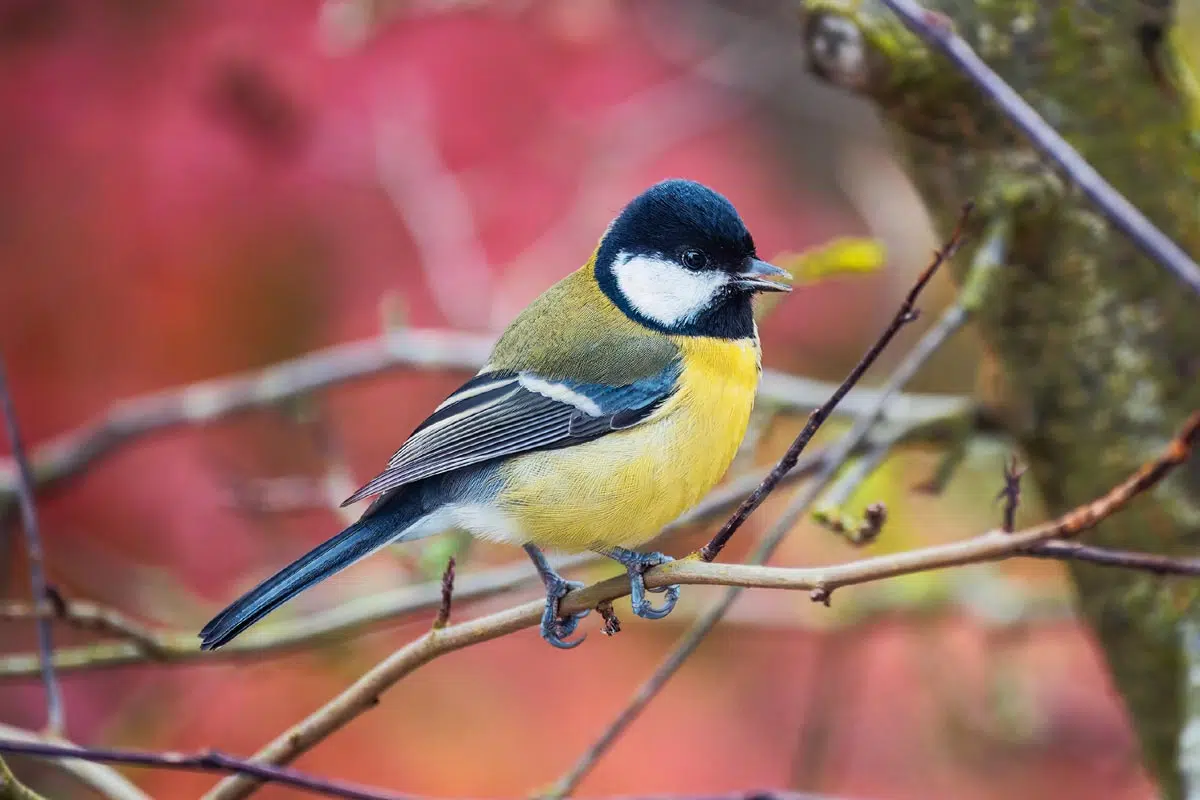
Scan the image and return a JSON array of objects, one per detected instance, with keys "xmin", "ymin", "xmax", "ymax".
[{"xmin": 495, "ymin": 335, "xmax": 761, "ymax": 551}]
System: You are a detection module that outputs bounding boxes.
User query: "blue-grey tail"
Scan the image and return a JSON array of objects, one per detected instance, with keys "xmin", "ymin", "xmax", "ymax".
[{"xmin": 199, "ymin": 504, "xmax": 419, "ymax": 651}]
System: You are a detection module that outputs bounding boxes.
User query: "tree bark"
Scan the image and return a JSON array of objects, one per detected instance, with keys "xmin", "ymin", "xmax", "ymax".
[{"xmin": 801, "ymin": 1, "xmax": 1200, "ymax": 796}]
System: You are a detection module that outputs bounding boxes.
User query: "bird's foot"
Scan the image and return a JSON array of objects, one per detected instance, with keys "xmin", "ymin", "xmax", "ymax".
[
  {"xmin": 604, "ymin": 547, "xmax": 680, "ymax": 620},
  {"xmin": 538, "ymin": 574, "xmax": 588, "ymax": 649},
  {"xmin": 524, "ymin": 544, "xmax": 588, "ymax": 649}
]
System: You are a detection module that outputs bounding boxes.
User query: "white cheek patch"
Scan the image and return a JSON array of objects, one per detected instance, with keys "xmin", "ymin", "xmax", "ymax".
[{"xmin": 611, "ymin": 251, "xmax": 728, "ymax": 328}]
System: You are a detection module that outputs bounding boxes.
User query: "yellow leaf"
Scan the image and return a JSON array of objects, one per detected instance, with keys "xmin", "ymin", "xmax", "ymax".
[
  {"xmin": 756, "ymin": 237, "xmax": 886, "ymax": 320},
  {"xmin": 776, "ymin": 237, "xmax": 887, "ymax": 284}
]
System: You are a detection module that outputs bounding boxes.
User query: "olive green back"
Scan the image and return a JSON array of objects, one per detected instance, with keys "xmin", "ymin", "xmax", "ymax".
[{"xmin": 487, "ymin": 257, "xmax": 680, "ymax": 386}]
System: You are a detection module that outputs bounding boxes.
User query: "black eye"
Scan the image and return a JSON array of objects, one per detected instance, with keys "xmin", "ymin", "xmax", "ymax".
[{"xmin": 680, "ymin": 249, "xmax": 708, "ymax": 269}]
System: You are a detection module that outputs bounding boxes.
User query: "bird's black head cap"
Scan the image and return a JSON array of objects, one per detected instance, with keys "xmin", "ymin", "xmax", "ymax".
[{"xmin": 595, "ymin": 179, "xmax": 786, "ymax": 339}]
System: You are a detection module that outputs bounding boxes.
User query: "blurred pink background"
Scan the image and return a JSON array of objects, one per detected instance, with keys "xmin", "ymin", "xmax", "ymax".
[{"xmin": 0, "ymin": 1, "xmax": 1153, "ymax": 798}]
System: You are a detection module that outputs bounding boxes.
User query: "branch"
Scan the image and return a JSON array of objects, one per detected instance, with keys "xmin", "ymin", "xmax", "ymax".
[
  {"xmin": 547, "ymin": 206, "xmax": 1003, "ymax": 797},
  {"xmin": 875, "ymin": 0, "xmax": 1200, "ymax": 296},
  {"xmin": 0, "ymin": 329, "xmax": 483, "ymax": 502},
  {"xmin": 0, "ymin": 598, "xmax": 166, "ymax": 657},
  {"xmin": 0, "ymin": 724, "xmax": 149, "ymax": 800},
  {"xmin": 699, "ymin": 201, "xmax": 973, "ymax": 562},
  {"xmin": 374, "ymin": 88, "xmax": 495, "ymax": 329},
  {"xmin": 811, "ymin": 433, "xmax": 896, "ymax": 546},
  {"xmin": 0, "ymin": 754, "xmax": 46, "ymax": 800},
  {"xmin": 1025, "ymin": 541, "xmax": 1200, "ymax": 576},
  {"xmin": 0, "ymin": 554, "xmax": 588, "ymax": 678},
  {"xmin": 983, "ymin": 452, "xmax": 1200, "ymax": 575},
  {"xmin": 997, "ymin": 455, "xmax": 1025, "ymax": 533},
  {"xmin": 431, "ymin": 557, "xmax": 455, "ymax": 630},
  {"xmin": 0, "ymin": 440, "xmax": 846, "ymax": 678},
  {"xmin": 0, "ymin": 739, "xmax": 416, "ymax": 800},
  {"xmin": 213, "ymin": 205, "xmax": 970, "ymax": 800},
  {"xmin": 0, "ymin": 360, "xmax": 64, "ymax": 735},
  {"xmin": 0, "ymin": 327, "xmax": 972, "ymax": 503},
  {"xmin": 204, "ymin": 409, "xmax": 1200, "ymax": 800}
]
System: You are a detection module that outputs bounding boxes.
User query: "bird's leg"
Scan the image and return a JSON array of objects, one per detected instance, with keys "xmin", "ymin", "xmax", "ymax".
[
  {"xmin": 523, "ymin": 544, "xmax": 588, "ymax": 649},
  {"xmin": 600, "ymin": 547, "xmax": 680, "ymax": 621}
]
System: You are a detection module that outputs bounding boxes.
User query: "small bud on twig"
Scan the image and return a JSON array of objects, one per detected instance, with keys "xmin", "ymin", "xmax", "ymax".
[
  {"xmin": 432, "ymin": 557, "xmax": 455, "ymax": 630},
  {"xmin": 596, "ymin": 601, "xmax": 621, "ymax": 637},
  {"xmin": 996, "ymin": 454, "xmax": 1026, "ymax": 533}
]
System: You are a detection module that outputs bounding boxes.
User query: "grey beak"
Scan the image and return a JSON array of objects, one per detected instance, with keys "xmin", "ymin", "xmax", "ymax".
[{"xmin": 736, "ymin": 258, "xmax": 792, "ymax": 293}]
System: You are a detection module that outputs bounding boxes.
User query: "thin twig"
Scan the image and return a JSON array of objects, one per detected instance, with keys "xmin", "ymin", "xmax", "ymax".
[
  {"xmin": 811, "ymin": 433, "xmax": 898, "ymax": 546},
  {"xmin": 374, "ymin": 91, "xmax": 493, "ymax": 329},
  {"xmin": 205, "ymin": 410, "xmax": 1200, "ymax": 800},
  {"xmin": 0, "ymin": 329, "xmax": 482, "ymax": 502},
  {"xmin": 0, "ymin": 327, "xmax": 972, "ymax": 503},
  {"xmin": 0, "ymin": 740, "xmax": 418, "ymax": 800},
  {"xmin": 0, "ymin": 554, "xmax": 588, "ymax": 679},
  {"xmin": 0, "ymin": 754, "xmax": 47, "ymax": 800},
  {"xmin": 997, "ymin": 455, "xmax": 1025, "ymax": 533},
  {"xmin": 876, "ymin": 0, "xmax": 1200, "ymax": 296},
  {"xmin": 224, "ymin": 476, "xmax": 332, "ymax": 515},
  {"xmin": 548, "ymin": 212, "xmax": 1002, "ymax": 796},
  {"xmin": 0, "ymin": 445, "xmax": 847, "ymax": 679},
  {"xmin": 1026, "ymin": 540, "xmax": 1200, "ymax": 576},
  {"xmin": 815, "ymin": 436, "xmax": 896, "ymax": 514},
  {"xmin": 547, "ymin": 308, "xmax": 971, "ymax": 797},
  {"xmin": 0, "ymin": 360, "xmax": 64, "ymax": 735},
  {"xmin": 223, "ymin": 211, "xmax": 974, "ymax": 800},
  {"xmin": 0, "ymin": 724, "xmax": 149, "ymax": 800},
  {"xmin": 431, "ymin": 558, "xmax": 455, "ymax": 630},
  {"xmin": 699, "ymin": 201, "xmax": 973, "ymax": 563},
  {"xmin": 0, "ymin": 598, "xmax": 166, "ymax": 657}
]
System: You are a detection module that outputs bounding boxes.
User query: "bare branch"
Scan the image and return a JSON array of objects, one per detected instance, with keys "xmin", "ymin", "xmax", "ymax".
[
  {"xmin": 548, "ymin": 312, "xmax": 971, "ymax": 797},
  {"xmin": 699, "ymin": 201, "xmax": 973, "ymax": 562},
  {"xmin": 0, "ymin": 554, "xmax": 588, "ymax": 679},
  {"xmin": 0, "ymin": 724, "xmax": 149, "ymax": 800},
  {"xmin": 0, "ymin": 597, "xmax": 165, "ymax": 657},
  {"xmin": 0, "ymin": 329, "xmax": 485, "ymax": 502},
  {"xmin": 0, "ymin": 360, "xmax": 64, "ymax": 734},
  {"xmin": 997, "ymin": 455, "xmax": 1026, "ymax": 533},
  {"xmin": 1026, "ymin": 541, "xmax": 1200, "ymax": 576},
  {"xmin": 0, "ymin": 753, "xmax": 47, "ymax": 800},
  {"xmin": 811, "ymin": 433, "xmax": 897, "ymax": 546},
  {"xmin": 431, "ymin": 558, "xmax": 455, "ymax": 630},
  {"xmin": 549, "ymin": 210, "xmax": 1014, "ymax": 796},
  {"xmin": 0, "ymin": 739, "xmax": 416, "ymax": 800},
  {"xmin": 373, "ymin": 90, "xmax": 493, "ymax": 329},
  {"xmin": 0, "ymin": 326, "xmax": 972, "ymax": 504},
  {"xmin": 876, "ymin": 0, "xmax": 1200, "ymax": 296},
  {"xmin": 0, "ymin": 443, "xmax": 846, "ymax": 679},
  {"xmin": 204, "ymin": 410, "xmax": 1200, "ymax": 800},
  {"xmin": 987, "ymin": 451, "xmax": 1200, "ymax": 575}
]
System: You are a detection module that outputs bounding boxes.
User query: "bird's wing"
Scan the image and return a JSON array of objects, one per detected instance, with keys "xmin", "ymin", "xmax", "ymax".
[{"xmin": 340, "ymin": 362, "xmax": 682, "ymax": 506}]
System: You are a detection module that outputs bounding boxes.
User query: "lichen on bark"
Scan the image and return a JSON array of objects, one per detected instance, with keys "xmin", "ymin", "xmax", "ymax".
[{"xmin": 801, "ymin": 1, "xmax": 1200, "ymax": 795}]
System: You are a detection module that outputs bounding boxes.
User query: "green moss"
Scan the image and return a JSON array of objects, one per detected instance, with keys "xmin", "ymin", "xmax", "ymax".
[{"xmin": 802, "ymin": 1, "xmax": 1200, "ymax": 795}]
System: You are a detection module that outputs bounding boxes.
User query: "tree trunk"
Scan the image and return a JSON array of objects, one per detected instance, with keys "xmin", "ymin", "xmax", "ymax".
[{"xmin": 801, "ymin": 1, "xmax": 1200, "ymax": 795}]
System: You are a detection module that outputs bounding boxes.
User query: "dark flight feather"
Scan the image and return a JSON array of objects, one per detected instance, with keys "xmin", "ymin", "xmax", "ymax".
[{"xmin": 341, "ymin": 363, "xmax": 681, "ymax": 507}]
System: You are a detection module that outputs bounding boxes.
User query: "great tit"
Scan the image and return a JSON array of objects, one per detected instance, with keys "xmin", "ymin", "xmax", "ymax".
[{"xmin": 199, "ymin": 178, "xmax": 791, "ymax": 651}]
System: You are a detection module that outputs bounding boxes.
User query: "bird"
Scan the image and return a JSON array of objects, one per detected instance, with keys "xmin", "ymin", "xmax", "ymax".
[{"xmin": 199, "ymin": 178, "xmax": 791, "ymax": 651}]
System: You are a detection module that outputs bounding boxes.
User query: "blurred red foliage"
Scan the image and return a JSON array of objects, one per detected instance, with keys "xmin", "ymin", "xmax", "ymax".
[{"xmin": 0, "ymin": 2, "xmax": 1154, "ymax": 798}]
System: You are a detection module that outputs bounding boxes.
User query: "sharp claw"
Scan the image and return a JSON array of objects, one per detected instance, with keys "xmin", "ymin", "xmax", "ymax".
[
  {"xmin": 542, "ymin": 623, "xmax": 586, "ymax": 649},
  {"xmin": 551, "ymin": 607, "xmax": 588, "ymax": 639},
  {"xmin": 539, "ymin": 577, "xmax": 589, "ymax": 650},
  {"xmin": 631, "ymin": 583, "xmax": 678, "ymax": 620},
  {"xmin": 613, "ymin": 550, "xmax": 681, "ymax": 622}
]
